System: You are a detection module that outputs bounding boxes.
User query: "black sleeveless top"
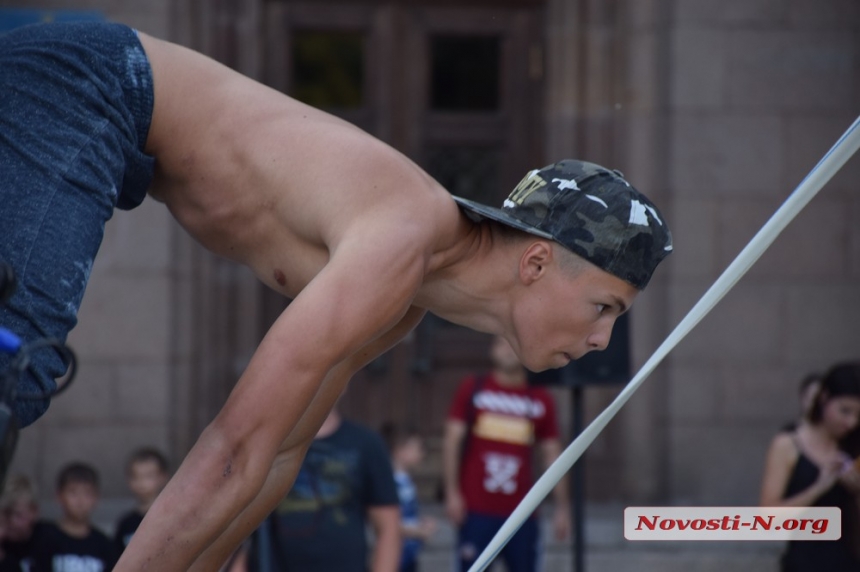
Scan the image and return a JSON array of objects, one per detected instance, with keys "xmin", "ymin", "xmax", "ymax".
[{"xmin": 780, "ymin": 440, "xmax": 860, "ymax": 572}]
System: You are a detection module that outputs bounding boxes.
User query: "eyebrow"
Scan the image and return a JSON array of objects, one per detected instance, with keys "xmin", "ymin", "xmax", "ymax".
[{"xmin": 611, "ymin": 295, "xmax": 629, "ymax": 314}]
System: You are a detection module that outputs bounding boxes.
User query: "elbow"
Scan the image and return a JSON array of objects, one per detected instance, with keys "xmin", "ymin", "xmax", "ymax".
[{"xmin": 199, "ymin": 415, "xmax": 277, "ymax": 494}]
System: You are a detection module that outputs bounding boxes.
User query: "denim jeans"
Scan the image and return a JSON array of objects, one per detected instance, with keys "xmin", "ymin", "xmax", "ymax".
[
  {"xmin": 0, "ymin": 22, "xmax": 155, "ymax": 426},
  {"xmin": 457, "ymin": 513, "xmax": 540, "ymax": 572}
]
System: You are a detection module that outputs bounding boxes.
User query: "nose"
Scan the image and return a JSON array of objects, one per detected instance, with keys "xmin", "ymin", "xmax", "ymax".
[{"xmin": 586, "ymin": 320, "xmax": 614, "ymax": 352}]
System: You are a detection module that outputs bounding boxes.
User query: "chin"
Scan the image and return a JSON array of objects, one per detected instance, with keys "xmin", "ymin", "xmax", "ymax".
[{"xmin": 523, "ymin": 357, "xmax": 557, "ymax": 373}]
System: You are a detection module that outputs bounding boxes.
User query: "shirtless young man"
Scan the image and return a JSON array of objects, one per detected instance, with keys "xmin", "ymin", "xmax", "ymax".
[{"xmin": 0, "ymin": 22, "xmax": 671, "ymax": 570}]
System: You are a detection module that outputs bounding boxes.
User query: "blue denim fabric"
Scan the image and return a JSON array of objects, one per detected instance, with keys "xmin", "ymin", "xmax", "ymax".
[
  {"xmin": 457, "ymin": 513, "xmax": 540, "ymax": 572},
  {"xmin": 0, "ymin": 22, "xmax": 155, "ymax": 426}
]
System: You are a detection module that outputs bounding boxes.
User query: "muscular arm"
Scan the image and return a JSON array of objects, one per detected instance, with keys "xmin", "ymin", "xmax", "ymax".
[
  {"xmin": 188, "ymin": 305, "xmax": 425, "ymax": 570},
  {"xmin": 116, "ymin": 228, "xmax": 429, "ymax": 571},
  {"xmin": 367, "ymin": 505, "xmax": 402, "ymax": 572}
]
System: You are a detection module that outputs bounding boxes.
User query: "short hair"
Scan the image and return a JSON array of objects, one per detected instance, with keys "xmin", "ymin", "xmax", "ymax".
[
  {"xmin": 807, "ymin": 362, "xmax": 860, "ymax": 424},
  {"xmin": 1, "ymin": 474, "xmax": 37, "ymax": 510},
  {"xmin": 126, "ymin": 447, "xmax": 169, "ymax": 474},
  {"xmin": 490, "ymin": 219, "xmax": 530, "ymax": 244},
  {"xmin": 380, "ymin": 422, "xmax": 420, "ymax": 452},
  {"xmin": 490, "ymin": 220, "xmax": 590, "ymax": 277},
  {"xmin": 56, "ymin": 462, "xmax": 99, "ymax": 492}
]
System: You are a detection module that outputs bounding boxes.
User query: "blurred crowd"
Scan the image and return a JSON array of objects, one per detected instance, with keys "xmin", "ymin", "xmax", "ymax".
[{"xmin": 4, "ymin": 355, "xmax": 859, "ymax": 572}]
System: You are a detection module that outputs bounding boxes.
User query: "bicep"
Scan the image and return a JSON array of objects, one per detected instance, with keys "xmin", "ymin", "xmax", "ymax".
[
  {"xmin": 217, "ymin": 234, "xmax": 426, "ymax": 449},
  {"xmin": 269, "ymin": 236, "xmax": 426, "ymax": 369}
]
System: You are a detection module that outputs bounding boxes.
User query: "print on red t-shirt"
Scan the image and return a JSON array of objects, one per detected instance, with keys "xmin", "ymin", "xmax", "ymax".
[{"xmin": 448, "ymin": 373, "xmax": 559, "ymax": 517}]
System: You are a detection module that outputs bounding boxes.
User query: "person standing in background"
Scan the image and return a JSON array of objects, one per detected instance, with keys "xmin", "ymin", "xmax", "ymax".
[
  {"xmin": 1, "ymin": 474, "xmax": 43, "ymax": 572},
  {"xmin": 236, "ymin": 407, "xmax": 401, "ymax": 572},
  {"xmin": 384, "ymin": 426, "xmax": 437, "ymax": 572},
  {"xmin": 780, "ymin": 372, "xmax": 822, "ymax": 433},
  {"xmin": 30, "ymin": 462, "xmax": 118, "ymax": 571},
  {"xmin": 760, "ymin": 362, "xmax": 860, "ymax": 572},
  {"xmin": 114, "ymin": 448, "xmax": 170, "ymax": 554},
  {"xmin": 443, "ymin": 335, "xmax": 570, "ymax": 572}
]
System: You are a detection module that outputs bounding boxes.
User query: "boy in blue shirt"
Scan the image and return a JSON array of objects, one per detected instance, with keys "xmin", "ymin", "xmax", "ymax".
[{"xmin": 388, "ymin": 428, "xmax": 437, "ymax": 572}]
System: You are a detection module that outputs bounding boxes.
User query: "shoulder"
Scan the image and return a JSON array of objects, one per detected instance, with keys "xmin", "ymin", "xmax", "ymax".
[
  {"xmin": 89, "ymin": 526, "xmax": 114, "ymax": 545},
  {"xmin": 767, "ymin": 432, "xmax": 799, "ymax": 462},
  {"xmin": 340, "ymin": 421, "xmax": 384, "ymax": 446},
  {"xmin": 530, "ymin": 386, "xmax": 556, "ymax": 402},
  {"xmin": 33, "ymin": 520, "xmax": 61, "ymax": 538},
  {"xmin": 29, "ymin": 521, "xmax": 63, "ymax": 549},
  {"xmin": 458, "ymin": 375, "xmax": 480, "ymax": 393}
]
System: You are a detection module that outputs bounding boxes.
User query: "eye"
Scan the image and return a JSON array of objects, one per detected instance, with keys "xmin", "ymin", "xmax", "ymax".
[{"xmin": 596, "ymin": 304, "xmax": 607, "ymax": 315}]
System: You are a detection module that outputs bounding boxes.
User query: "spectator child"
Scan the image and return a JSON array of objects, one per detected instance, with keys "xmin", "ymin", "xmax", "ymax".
[
  {"xmin": 1, "ymin": 474, "xmax": 43, "ymax": 571},
  {"xmin": 387, "ymin": 427, "xmax": 437, "ymax": 572},
  {"xmin": 30, "ymin": 462, "xmax": 118, "ymax": 571},
  {"xmin": 114, "ymin": 448, "xmax": 169, "ymax": 553},
  {"xmin": 443, "ymin": 335, "xmax": 570, "ymax": 572}
]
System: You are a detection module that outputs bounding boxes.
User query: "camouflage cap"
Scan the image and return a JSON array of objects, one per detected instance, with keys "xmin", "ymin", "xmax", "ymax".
[{"xmin": 453, "ymin": 159, "xmax": 673, "ymax": 290}]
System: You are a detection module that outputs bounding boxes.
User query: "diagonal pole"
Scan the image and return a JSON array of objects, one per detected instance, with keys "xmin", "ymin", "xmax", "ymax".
[{"xmin": 467, "ymin": 115, "xmax": 860, "ymax": 572}]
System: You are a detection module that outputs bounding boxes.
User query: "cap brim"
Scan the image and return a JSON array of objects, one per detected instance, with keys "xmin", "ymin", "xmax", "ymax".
[{"xmin": 452, "ymin": 196, "xmax": 554, "ymax": 240}]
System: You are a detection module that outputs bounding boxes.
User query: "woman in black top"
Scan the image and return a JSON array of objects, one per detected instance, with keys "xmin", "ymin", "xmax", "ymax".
[{"xmin": 760, "ymin": 362, "xmax": 860, "ymax": 572}]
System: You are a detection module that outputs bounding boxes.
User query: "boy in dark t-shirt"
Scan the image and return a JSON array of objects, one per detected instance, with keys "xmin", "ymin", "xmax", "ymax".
[
  {"xmin": 241, "ymin": 408, "xmax": 401, "ymax": 572},
  {"xmin": 114, "ymin": 448, "xmax": 170, "ymax": 554},
  {"xmin": 30, "ymin": 463, "xmax": 118, "ymax": 572}
]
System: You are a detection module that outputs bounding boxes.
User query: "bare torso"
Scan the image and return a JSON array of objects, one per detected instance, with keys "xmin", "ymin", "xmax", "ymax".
[
  {"xmin": 115, "ymin": 32, "xmax": 498, "ymax": 572},
  {"xmin": 138, "ymin": 32, "xmax": 468, "ymax": 300}
]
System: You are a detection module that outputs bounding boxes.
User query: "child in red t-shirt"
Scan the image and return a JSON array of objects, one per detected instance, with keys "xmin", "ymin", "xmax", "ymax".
[{"xmin": 443, "ymin": 336, "xmax": 570, "ymax": 572}]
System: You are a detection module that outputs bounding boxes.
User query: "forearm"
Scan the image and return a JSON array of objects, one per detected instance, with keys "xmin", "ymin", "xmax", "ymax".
[
  {"xmin": 401, "ymin": 523, "xmax": 426, "ymax": 540},
  {"xmin": 542, "ymin": 441, "xmax": 569, "ymax": 506},
  {"xmin": 369, "ymin": 508, "xmax": 402, "ymax": 572},
  {"xmin": 188, "ymin": 343, "xmax": 389, "ymax": 570},
  {"xmin": 371, "ymin": 528, "xmax": 400, "ymax": 572},
  {"xmin": 551, "ymin": 476, "xmax": 570, "ymax": 508},
  {"xmin": 773, "ymin": 482, "xmax": 832, "ymax": 507},
  {"xmin": 187, "ymin": 445, "xmax": 309, "ymax": 572},
  {"xmin": 442, "ymin": 432, "xmax": 463, "ymax": 494},
  {"xmin": 116, "ymin": 421, "xmax": 277, "ymax": 571}
]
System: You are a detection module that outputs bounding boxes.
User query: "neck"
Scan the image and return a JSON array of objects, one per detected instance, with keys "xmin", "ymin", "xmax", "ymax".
[
  {"xmin": 494, "ymin": 366, "xmax": 527, "ymax": 387},
  {"xmin": 415, "ymin": 222, "xmax": 515, "ymax": 335},
  {"xmin": 799, "ymin": 420, "xmax": 839, "ymax": 448},
  {"xmin": 59, "ymin": 518, "xmax": 90, "ymax": 539}
]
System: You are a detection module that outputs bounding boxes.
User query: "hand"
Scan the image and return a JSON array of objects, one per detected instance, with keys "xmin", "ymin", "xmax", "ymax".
[
  {"xmin": 552, "ymin": 505, "xmax": 571, "ymax": 541},
  {"xmin": 815, "ymin": 454, "xmax": 848, "ymax": 492},
  {"xmin": 837, "ymin": 463, "xmax": 860, "ymax": 495},
  {"xmin": 445, "ymin": 490, "xmax": 466, "ymax": 526},
  {"xmin": 419, "ymin": 516, "xmax": 438, "ymax": 540}
]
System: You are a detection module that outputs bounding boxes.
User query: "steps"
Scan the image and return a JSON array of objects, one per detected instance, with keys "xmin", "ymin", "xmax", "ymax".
[
  {"xmin": 66, "ymin": 498, "xmax": 783, "ymax": 571},
  {"xmin": 417, "ymin": 503, "xmax": 783, "ymax": 572}
]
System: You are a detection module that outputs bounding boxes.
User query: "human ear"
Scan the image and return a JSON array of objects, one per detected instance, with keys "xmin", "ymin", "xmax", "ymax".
[{"xmin": 518, "ymin": 241, "xmax": 552, "ymax": 285}]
